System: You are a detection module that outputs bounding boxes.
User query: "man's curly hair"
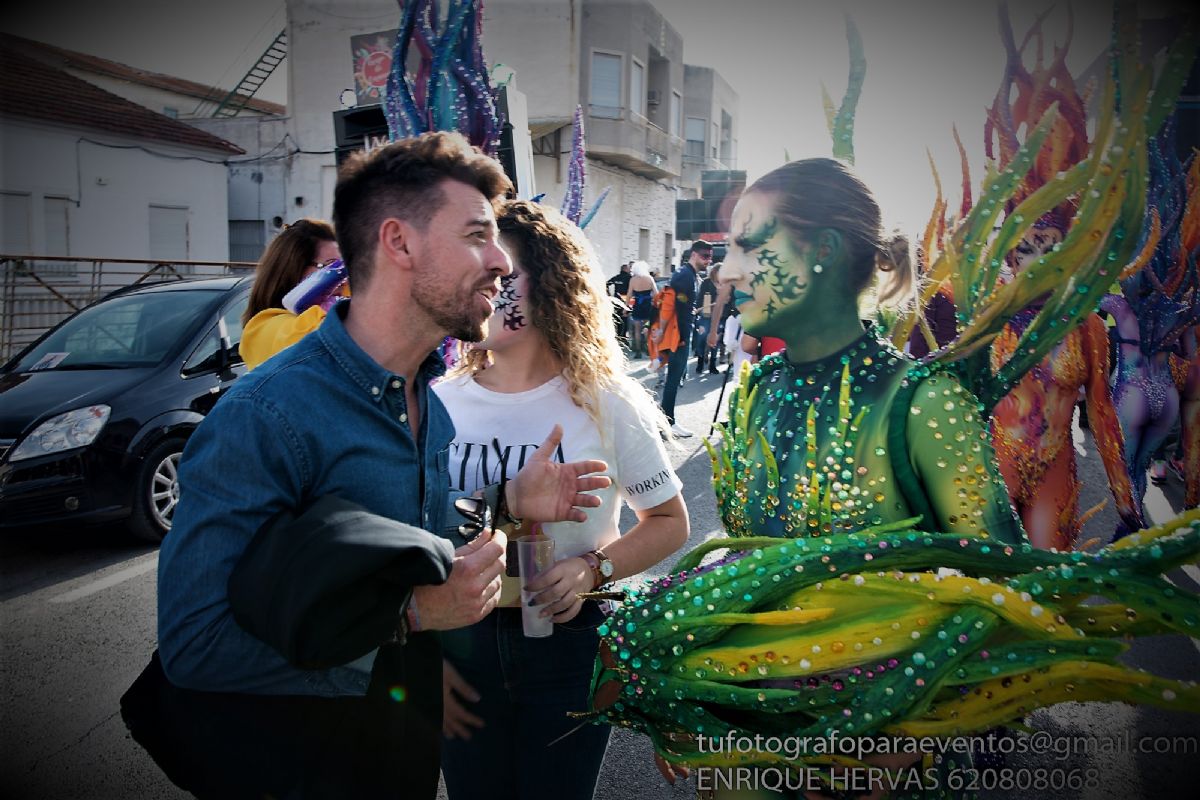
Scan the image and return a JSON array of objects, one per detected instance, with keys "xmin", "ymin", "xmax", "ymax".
[{"xmin": 456, "ymin": 200, "xmax": 662, "ymax": 430}]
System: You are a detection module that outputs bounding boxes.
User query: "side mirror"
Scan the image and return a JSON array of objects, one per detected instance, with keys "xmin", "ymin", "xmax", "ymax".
[{"xmin": 215, "ymin": 317, "xmax": 233, "ymax": 371}]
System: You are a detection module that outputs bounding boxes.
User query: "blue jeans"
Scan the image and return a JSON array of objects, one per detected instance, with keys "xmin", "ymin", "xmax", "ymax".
[
  {"xmin": 440, "ymin": 602, "xmax": 612, "ymax": 800},
  {"xmin": 661, "ymin": 339, "xmax": 691, "ymax": 423},
  {"xmin": 693, "ymin": 316, "xmax": 712, "ymax": 368}
]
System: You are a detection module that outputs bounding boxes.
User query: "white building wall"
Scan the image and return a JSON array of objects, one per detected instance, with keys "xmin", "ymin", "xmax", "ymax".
[
  {"xmin": 279, "ymin": 0, "xmax": 673, "ymax": 274},
  {"xmin": 533, "ymin": 154, "xmax": 674, "ymax": 277},
  {"xmin": 485, "ymin": 0, "xmax": 581, "ymax": 124},
  {"xmin": 285, "ymin": 0, "xmax": 396, "ymax": 222},
  {"xmin": 190, "ymin": 115, "xmax": 291, "ymax": 227},
  {"xmin": 0, "ymin": 117, "xmax": 229, "ymax": 270}
]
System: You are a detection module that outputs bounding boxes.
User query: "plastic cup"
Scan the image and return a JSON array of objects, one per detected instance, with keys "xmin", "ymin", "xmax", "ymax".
[{"xmin": 516, "ymin": 535, "xmax": 556, "ymax": 638}]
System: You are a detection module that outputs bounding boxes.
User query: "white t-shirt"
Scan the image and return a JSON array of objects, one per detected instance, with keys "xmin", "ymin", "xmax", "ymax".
[
  {"xmin": 724, "ymin": 315, "xmax": 753, "ymax": 378},
  {"xmin": 434, "ymin": 373, "xmax": 682, "ymax": 560}
]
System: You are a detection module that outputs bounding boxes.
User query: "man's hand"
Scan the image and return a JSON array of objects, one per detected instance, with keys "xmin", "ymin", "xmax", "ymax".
[
  {"xmin": 506, "ymin": 425, "xmax": 610, "ymax": 523},
  {"xmin": 411, "ymin": 529, "xmax": 506, "ymax": 631},
  {"xmin": 442, "ymin": 659, "xmax": 484, "ymax": 740},
  {"xmin": 524, "ymin": 556, "xmax": 592, "ymax": 623}
]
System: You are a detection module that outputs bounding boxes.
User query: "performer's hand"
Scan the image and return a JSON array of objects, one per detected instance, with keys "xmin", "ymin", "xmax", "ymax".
[
  {"xmin": 441, "ymin": 659, "xmax": 484, "ymax": 740},
  {"xmin": 524, "ymin": 556, "xmax": 591, "ymax": 623},
  {"xmin": 653, "ymin": 753, "xmax": 690, "ymax": 786},
  {"xmin": 412, "ymin": 529, "xmax": 506, "ymax": 630},
  {"xmin": 707, "ymin": 329, "xmax": 719, "ymax": 348},
  {"xmin": 507, "ymin": 425, "xmax": 609, "ymax": 523}
]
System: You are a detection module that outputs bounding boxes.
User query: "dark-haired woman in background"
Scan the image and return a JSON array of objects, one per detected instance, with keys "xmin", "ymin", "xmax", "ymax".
[{"xmin": 240, "ymin": 218, "xmax": 339, "ymax": 370}]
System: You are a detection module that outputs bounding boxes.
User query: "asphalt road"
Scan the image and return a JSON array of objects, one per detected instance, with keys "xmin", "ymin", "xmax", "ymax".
[{"xmin": 1, "ymin": 355, "xmax": 1197, "ymax": 800}]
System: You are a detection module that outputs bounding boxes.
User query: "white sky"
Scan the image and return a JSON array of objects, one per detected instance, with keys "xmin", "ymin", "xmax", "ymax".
[{"xmin": 3, "ymin": 0, "xmax": 1144, "ymax": 235}]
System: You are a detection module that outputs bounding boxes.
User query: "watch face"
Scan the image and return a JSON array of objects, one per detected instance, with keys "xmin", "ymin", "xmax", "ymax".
[{"xmin": 599, "ymin": 559, "xmax": 615, "ymax": 577}]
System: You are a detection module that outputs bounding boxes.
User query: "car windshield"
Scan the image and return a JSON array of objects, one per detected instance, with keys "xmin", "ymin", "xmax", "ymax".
[{"xmin": 11, "ymin": 290, "xmax": 222, "ymax": 372}]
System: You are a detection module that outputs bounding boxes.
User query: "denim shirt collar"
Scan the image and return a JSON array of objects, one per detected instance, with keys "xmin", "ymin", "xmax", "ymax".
[{"xmin": 317, "ymin": 300, "xmax": 447, "ymax": 402}]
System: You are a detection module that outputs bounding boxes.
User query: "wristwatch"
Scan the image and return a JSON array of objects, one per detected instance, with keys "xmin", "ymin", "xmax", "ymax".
[{"xmin": 581, "ymin": 549, "xmax": 615, "ymax": 589}]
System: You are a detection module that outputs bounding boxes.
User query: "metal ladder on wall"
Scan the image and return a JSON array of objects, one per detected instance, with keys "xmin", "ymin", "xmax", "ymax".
[{"xmin": 212, "ymin": 29, "xmax": 287, "ymax": 118}]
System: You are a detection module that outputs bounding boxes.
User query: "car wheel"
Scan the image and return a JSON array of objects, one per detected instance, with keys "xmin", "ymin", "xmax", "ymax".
[{"xmin": 128, "ymin": 438, "xmax": 186, "ymax": 543}]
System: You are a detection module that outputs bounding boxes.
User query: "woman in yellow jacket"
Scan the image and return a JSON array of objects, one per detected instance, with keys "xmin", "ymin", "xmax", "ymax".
[{"xmin": 241, "ymin": 219, "xmax": 340, "ymax": 370}]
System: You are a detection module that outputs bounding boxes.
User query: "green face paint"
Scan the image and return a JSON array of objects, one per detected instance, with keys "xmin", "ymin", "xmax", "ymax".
[{"xmin": 724, "ymin": 194, "xmax": 817, "ymax": 338}]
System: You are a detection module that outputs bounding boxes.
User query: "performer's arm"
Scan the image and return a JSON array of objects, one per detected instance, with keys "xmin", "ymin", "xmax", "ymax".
[
  {"xmin": 1081, "ymin": 314, "xmax": 1145, "ymax": 532},
  {"xmin": 908, "ymin": 373, "xmax": 1025, "ymax": 545}
]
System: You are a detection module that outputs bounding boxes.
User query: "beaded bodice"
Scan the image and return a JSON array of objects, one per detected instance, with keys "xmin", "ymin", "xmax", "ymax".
[{"xmin": 711, "ymin": 332, "xmax": 1022, "ymax": 544}]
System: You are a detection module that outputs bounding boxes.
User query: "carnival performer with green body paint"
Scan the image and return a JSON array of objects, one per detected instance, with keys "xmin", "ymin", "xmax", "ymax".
[
  {"xmin": 709, "ymin": 160, "xmax": 1023, "ymax": 549},
  {"xmin": 585, "ymin": 4, "xmax": 1200, "ymax": 798}
]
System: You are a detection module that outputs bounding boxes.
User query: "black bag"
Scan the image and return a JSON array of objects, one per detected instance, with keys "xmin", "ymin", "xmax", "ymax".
[{"xmin": 120, "ymin": 639, "xmax": 442, "ymax": 799}]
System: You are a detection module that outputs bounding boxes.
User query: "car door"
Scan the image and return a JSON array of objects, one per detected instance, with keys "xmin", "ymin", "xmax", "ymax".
[{"xmin": 182, "ymin": 290, "xmax": 250, "ymax": 415}]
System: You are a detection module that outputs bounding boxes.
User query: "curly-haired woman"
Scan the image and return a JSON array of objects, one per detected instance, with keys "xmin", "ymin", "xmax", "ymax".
[{"xmin": 433, "ymin": 200, "xmax": 689, "ymax": 800}]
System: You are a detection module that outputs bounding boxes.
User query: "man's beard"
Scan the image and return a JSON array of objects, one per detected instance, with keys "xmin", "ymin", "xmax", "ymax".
[{"xmin": 411, "ymin": 271, "xmax": 488, "ymax": 342}]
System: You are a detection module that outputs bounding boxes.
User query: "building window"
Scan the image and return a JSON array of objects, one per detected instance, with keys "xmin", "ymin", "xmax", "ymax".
[
  {"xmin": 149, "ymin": 205, "xmax": 191, "ymax": 272},
  {"xmin": 1, "ymin": 191, "xmax": 32, "ymax": 254},
  {"xmin": 229, "ymin": 220, "xmax": 266, "ymax": 262},
  {"xmin": 630, "ymin": 59, "xmax": 645, "ymax": 117},
  {"xmin": 163, "ymin": 107, "xmax": 179, "ymax": 119},
  {"xmin": 590, "ymin": 52, "xmax": 622, "ymax": 119},
  {"xmin": 685, "ymin": 117, "xmax": 706, "ymax": 159},
  {"xmin": 43, "ymin": 197, "xmax": 70, "ymax": 255},
  {"xmin": 712, "ymin": 121, "xmax": 720, "ymax": 157},
  {"xmin": 638, "ymin": 227, "xmax": 650, "ymax": 260},
  {"xmin": 41, "ymin": 196, "xmax": 77, "ymax": 277},
  {"xmin": 669, "ymin": 91, "xmax": 682, "ymax": 137}
]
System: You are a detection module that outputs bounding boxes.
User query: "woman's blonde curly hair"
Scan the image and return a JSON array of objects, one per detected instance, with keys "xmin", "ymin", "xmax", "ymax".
[{"xmin": 455, "ymin": 200, "xmax": 663, "ymax": 431}]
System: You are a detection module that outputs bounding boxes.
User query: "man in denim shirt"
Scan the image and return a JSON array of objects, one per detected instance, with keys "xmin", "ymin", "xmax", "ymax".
[{"xmin": 157, "ymin": 133, "xmax": 610, "ymax": 798}]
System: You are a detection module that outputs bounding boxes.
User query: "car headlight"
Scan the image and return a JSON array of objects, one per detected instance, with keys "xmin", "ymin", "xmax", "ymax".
[{"xmin": 9, "ymin": 405, "xmax": 111, "ymax": 462}]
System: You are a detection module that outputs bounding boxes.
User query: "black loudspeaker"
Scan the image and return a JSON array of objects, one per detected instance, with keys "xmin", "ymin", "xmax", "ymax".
[
  {"xmin": 330, "ymin": 93, "xmax": 518, "ymax": 193},
  {"xmin": 675, "ymin": 199, "xmax": 705, "ymax": 240},
  {"xmin": 675, "ymin": 171, "xmax": 746, "ymax": 240},
  {"xmin": 494, "ymin": 87, "xmax": 519, "ymax": 195},
  {"xmin": 332, "ymin": 105, "xmax": 389, "ymax": 166}
]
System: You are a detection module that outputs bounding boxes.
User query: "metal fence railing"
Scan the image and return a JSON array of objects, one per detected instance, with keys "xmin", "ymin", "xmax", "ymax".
[{"xmin": 0, "ymin": 255, "xmax": 256, "ymax": 363}]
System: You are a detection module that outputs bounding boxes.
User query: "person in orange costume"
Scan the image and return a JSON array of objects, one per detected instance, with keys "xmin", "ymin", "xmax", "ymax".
[
  {"xmin": 984, "ymin": 9, "xmax": 1142, "ymax": 549},
  {"xmin": 646, "ymin": 285, "xmax": 681, "ymax": 384}
]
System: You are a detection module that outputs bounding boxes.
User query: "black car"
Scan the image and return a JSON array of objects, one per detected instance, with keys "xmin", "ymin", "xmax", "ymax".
[{"xmin": 0, "ymin": 277, "xmax": 252, "ymax": 541}]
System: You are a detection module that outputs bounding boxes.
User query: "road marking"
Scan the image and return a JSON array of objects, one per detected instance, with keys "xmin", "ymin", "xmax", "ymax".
[{"xmin": 47, "ymin": 556, "xmax": 158, "ymax": 604}]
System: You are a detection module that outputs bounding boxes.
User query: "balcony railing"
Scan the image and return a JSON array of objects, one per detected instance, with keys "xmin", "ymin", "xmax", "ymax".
[
  {"xmin": 682, "ymin": 152, "xmax": 738, "ymax": 170},
  {"xmin": 585, "ymin": 107, "xmax": 683, "ymax": 178},
  {"xmin": 0, "ymin": 255, "xmax": 256, "ymax": 362}
]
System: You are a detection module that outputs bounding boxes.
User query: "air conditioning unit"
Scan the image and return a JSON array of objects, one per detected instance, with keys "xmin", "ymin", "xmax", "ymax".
[{"xmin": 647, "ymin": 90, "xmax": 661, "ymax": 106}]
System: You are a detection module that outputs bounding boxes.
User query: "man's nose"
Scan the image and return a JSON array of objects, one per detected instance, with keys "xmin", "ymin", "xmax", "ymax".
[{"xmin": 489, "ymin": 241, "xmax": 513, "ymax": 275}]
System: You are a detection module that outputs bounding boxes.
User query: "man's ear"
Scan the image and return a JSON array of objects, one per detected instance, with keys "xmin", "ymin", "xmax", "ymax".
[
  {"xmin": 378, "ymin": 218, "xmax": 415, "ymax": 271},
  {"xmin": 812, "ymin": 228, "xmax": 845, "ymax": 267}
]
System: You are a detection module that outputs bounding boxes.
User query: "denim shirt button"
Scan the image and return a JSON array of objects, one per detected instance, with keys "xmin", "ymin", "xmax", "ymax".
[
  {"xmin": 391, "ymin": 379, "xmax": 402, "ymax": 389},
  {"xmin": 370, "ymin": 386, "xmax": 380, "ymax": 395},
  {"xmin": 399, "ymin": 413, "xmax": 408, "ymax": 423}
]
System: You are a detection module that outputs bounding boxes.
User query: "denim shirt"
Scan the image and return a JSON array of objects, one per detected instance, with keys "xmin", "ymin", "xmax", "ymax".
[
  {"xmin": 670, "ymin": 264, "xmax": 699, "ymax": 339},
  {"xmin": 158, "ymin": 301, "xmax": 453, "ymax": 696}
]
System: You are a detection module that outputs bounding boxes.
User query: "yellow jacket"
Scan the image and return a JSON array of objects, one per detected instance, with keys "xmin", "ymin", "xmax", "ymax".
[{"xmin": 241, "ymin": 306, "xmax": 326, "ymax": 371}]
